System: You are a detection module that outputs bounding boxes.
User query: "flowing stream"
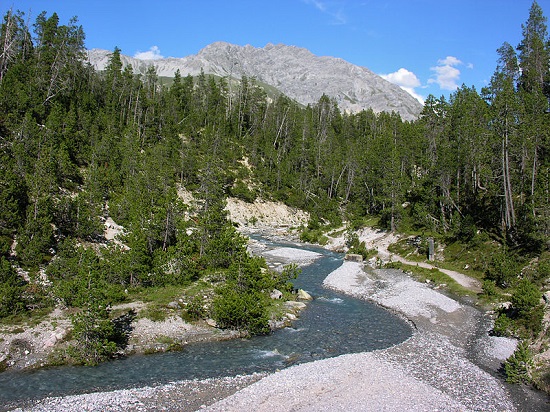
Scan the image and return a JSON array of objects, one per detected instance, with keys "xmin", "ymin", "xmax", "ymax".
[{"xmin": 0, "ymin": 236, "xmax": 412, "ymax": 404}]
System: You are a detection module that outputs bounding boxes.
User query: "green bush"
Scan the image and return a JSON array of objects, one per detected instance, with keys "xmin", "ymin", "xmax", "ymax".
[
  {"xmin": 68, "ymin": 303, "xmax": 132, "ymax": 366},
  {"xmin": 0, "ymin": 257, "xmax": 26, "ymax": 318},
  {"xmin": 504, "ymin": 341, "xmax": 533, "ymax": 384},
  {"xmin": 300, "ymin": 226, "xmax": 328, "ymax": 245},
  {"xmin": 229, "ymin": 180, "xmax": 257, "ymax": 203},
  {"xmin": 186, "ymin": 294, "xmax": 206, "ymax": 320},
  {"xmin": 345, "ymin": 227, "xmax": 376, "ymax": 260},
  {"xmin": 211, "ymin": 285, "xmax": 270, "ymax": 335},
  {"xmin": 481, "ymin": 279, "xmax": 499, "ymax": 299},
  {"xmin": 485, "ymin": 251, "xmax": 517, "ymax": 288},
  {"xmin": 512, "ymin": 279, "xmax": 541, "ymax": 317},
  {"xmin": 511, "ymin": 279, "xmax": 543, "ymax": 336},
  {"xmin": 492, "ymin": 313, "xmax": 512, "ymax": 337}
]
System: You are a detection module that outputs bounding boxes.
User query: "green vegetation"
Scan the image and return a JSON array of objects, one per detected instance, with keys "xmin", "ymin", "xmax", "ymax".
[
  {"xmin": 504, "ymin": 341, "xmax": 534, "ymax": 384},
  {"xmin": 0, "ymin": 2, "xmax": 548, "ymax": 375},
  {"xmin": 345, "ymin": 229, "xmax": 376, "ymax": 260}
]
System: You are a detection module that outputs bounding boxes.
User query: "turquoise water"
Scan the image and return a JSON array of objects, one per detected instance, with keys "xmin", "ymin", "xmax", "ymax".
[{"xmin": 0, "ymin": 237, "xmax": 412, "ymax": 403}]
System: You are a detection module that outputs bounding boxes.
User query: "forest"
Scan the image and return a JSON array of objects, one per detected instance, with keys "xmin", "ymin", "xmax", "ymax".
[{"xmin": 0, "ymin": 1, "xmax": 549, "ymax": 384}]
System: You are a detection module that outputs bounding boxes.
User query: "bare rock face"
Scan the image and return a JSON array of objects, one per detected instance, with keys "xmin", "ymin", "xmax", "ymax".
[{"xmin": 87, "ymin": 42, "xmax": 423, "ymax": 121}]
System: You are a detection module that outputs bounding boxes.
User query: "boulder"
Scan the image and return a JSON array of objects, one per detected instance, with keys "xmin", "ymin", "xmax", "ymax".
[
  {"xmin": 497, "ymin": 301, "xmax": 512, "ymax": 310},
  {"xmin": 270, "ymin": 289, "xmax": 283, "ymax": 300},
  {"xmin": 284, "ymin": 301, "xmax": 307, "ymax": 310},
  {"xmin": 205, "ymin": 318, "xmax": 218, "ymax": 327},
  {"xmin": 345, "ymin": 253, "xmax": 363, "ymax": 263},
  {"xmin": 297, "ymin": 289, "xmax": 313, "ymax": 301}
]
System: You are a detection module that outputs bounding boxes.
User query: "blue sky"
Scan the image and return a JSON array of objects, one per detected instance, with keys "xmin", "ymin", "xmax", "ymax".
[{"xmin": 1, "ymin": 0, "xmax": 548, "ymax": 103}]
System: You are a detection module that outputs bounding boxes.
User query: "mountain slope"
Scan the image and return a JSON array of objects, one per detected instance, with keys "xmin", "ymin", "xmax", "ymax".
[{"xmin": 87, "ymin": 42, "xmax": 423, "ymax": 121}]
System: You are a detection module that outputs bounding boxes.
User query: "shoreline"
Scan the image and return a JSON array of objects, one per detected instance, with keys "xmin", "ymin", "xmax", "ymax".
[
  {"xmin": 205, "ymin": 261, "xmax": 524, "ymax": 411},
  {"xmin": 5, "ymin": 240, "xmax": 549, "ymax": 411}
]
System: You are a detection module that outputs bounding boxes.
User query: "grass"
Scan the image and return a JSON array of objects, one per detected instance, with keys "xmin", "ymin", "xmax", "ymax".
[
  {"xmin": 127, "ymin": 284, "xmax": 187, "ymax": 304},
  {"xmin": 0, "ymin": 306, "xmax": 54, "ymax": 328},
  {"xmin": 139, "ymin": 306, "xmax": 168, "ymax": 322},
  {"xmin": 441, "ymin": 237, "xmax": 500, "ymax": 280},
  {"xmin": 387, "ymin": 238, "xmax": 426, "ymax": 262},
  {"xmin": 386, "ymin": 231, "xmax": 503, "ymax": 287}
]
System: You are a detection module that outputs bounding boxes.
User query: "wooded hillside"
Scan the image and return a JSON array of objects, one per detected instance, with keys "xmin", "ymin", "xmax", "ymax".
[{"xmin": 0, "ymin": 2, "xmax": 549, "ymax": 382}]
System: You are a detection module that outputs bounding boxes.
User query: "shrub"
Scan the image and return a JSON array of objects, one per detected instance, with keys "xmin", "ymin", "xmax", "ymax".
[
  {"xmin": 68, "ymin": 303, "xmax": 130, "ymax": 366},
  {"xmin": 186, "ymin": 295, "xmax": 206, "ymax": 320},
  {"xmin": 492, "ymin": 313, "xmax": 512, "ymax": 337},
  {"xmin": 504, "ymin": 341, "xmax": 533, "ymax": 384},
  {"xmin": 211, "ymin": 285, "xmax": 270, "ymax": 335},
  {"xmin": 481, "ymin": 279, "xmax": 499, "ymax": 299},
  {"xmin": 229, "ymin": 180, "xmax": 257, "ymax": 203},
  {"xmin": 0, "ymin": 257, "xmax": 26, "ymax": 318},
  {"xmin": 511, "ymin": 279, "xmax": 543, "ymax": 336},
  {"xmin": 299, "ymin": 227, "xmax": 328, "ymax": 245},
  {"xmin": 485, "ymin": 252, "xmax": 517, "ymax": 288}
]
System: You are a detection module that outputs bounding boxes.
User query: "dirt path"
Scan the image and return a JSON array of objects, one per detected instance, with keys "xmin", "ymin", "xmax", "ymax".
[{"xmin": 355, "ymin": 228, "xmax": 483, "ymax": 294}]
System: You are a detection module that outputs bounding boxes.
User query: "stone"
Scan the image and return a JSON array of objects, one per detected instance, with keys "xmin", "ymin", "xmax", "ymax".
[
  {"xmin": 498, "ymin": 301, "xmax": 512, "ymax": 310},
  {"xmin": 270, "ymin": 289, "xmax": 283, "ymax": 300},
  {"xmin": 284, "ymin": 301, "xmax": 307, "ymax": 310},
  {"xmin": 297, "ymin": 289, "xmax": 313, "ymax": 301},
  {"xmin": 167, "ymin": 301, "xmax": 180, "ymax": 310},
  {"xmin": 345, "ymin": 253, "xmax": 363, "ymax": 263},
  {"xmin": 205, "ymin": 318, "xmax": 217, "ymax": 327},
  {"xmin": 543, "ymin": 291, "xmax": 550, "ymax": 304}
]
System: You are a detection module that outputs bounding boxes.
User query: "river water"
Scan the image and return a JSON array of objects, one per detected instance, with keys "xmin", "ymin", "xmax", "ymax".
[{"xmin": 0, "ymin": 236, "xmax": 412, "ymax": 404}]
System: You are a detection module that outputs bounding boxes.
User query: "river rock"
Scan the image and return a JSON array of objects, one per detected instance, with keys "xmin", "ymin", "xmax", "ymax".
[
  {"xmin": 205, "ymin": 318, "xmax": 218, "ymax": 327},
  {"xmin": 297, "ymin": 289, "xmax": 313, "ymax": 301},
  {"xmin": 345, "ymin": 253, "xmax": 363, "ymax": 262},
  {"xmin": 43, "ymin": 329, "xmax": 67, "ymax": 349},
  {"xmin": 284, "ymin": 301, "xmax": 307, "ymax": 310},
  {"xmin": 270, "ymin": 289, "xmax": 283, "ymax": 300}
]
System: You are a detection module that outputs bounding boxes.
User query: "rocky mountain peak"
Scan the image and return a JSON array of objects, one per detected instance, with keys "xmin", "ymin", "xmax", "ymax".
[{"xmin": 87, "ymin": 42, "xmax": 423, "ymax": 120}]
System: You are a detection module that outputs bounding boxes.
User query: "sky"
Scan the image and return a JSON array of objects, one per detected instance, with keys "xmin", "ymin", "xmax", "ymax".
[{"xmin": 1, "ymin": 0, "xmax": 549, "ymax": 104}]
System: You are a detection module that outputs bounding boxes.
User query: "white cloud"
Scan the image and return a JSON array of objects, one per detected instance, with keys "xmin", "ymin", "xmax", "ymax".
[
  {"xmin": 381, "ymin": 68, "xmax": 424, "ymax": 104},
  {"xmin": 381, "ymin": 68, "xmax": 420, "ymax": 88},
  {"xmin": 303, "ymin": 0, "xmax": 347, "ymax": 25},
  {"xmin": 305, "ymin": 0, "xmax": 327, "ymax": 12},
  {"xmin": 134, "ymin": 46, "xmax": 164, "ymax": 60},
  {"xmin": 428, "ymin": 56, "xmax": 463, "ymax": 91},
  {"xmin": 438, "ymin": 56, "xmax": 462, "ymax": 66}
]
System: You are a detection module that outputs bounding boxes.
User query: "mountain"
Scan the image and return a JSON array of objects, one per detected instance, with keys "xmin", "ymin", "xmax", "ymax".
[{"xmin": 87, "ymin": 42, "xmax": 423, "ymax": 121}]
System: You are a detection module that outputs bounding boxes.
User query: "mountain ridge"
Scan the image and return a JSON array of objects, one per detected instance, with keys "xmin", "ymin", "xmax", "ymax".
[{"xmin": 87, "ymin": 42, "xmax": 423, "ymax": 121}]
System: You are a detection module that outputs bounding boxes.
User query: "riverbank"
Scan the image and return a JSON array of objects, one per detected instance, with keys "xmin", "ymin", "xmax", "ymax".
[
  {"xmin": 205, "ymin": 262, "xmax": 525, "ymax": 411},
  {"xmin": 7, "ymin": 249, "xmax": 548, "ymax": 411}
]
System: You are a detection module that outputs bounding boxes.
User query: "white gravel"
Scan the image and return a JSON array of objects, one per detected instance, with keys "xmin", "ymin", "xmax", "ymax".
[
  {"xmin": 323, "ymin": 261, "xmax": 461, "ymax": 318},
  {"xmin": 263, "ymin": 247, "xmax": 322, "ymax": 265},
  {"xmin": 205, "ymin": 261, "xmax": 517, "ymax": 412},
  {"xmin": 206, "ymin": 353, "xmax": 470, "ymax": 412}
]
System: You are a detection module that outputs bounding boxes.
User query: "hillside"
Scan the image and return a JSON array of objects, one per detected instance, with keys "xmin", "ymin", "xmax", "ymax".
[{"xmin": 86, "ymin": 42, "xmax": 423, "ymax": 121}]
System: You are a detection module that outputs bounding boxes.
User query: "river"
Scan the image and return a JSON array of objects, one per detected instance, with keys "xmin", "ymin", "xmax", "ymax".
[{"xmin": 0, "ymin": 236, "xmax": 412, "ymax": 404}]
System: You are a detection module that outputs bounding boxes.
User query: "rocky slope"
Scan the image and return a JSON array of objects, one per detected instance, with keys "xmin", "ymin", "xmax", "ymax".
[{"xmin": 86, "ymin": 42, "xmax": 423, "ymax": 121}]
